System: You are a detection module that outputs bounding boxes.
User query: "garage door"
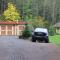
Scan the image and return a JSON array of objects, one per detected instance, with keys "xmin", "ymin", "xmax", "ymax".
[
  {"xmin": 0, "ymin": 25, "xmax": 6, "ymax": 35},
  {"xmin": 7, "ymin": 25, "xmax": 14, "ymax": 35},
  {"xmin": 0, "ymin": 25, "xmax": 15, "ymax": 35}
]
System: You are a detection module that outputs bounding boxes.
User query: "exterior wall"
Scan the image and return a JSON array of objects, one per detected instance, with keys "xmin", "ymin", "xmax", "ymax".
[{"xmin": 0, "ymin": 25, "xmax": 25, "ymax": 36}]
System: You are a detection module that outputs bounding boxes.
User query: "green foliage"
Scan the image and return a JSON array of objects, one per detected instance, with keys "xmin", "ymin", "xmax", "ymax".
[
  {"xmin": 49, "ymin": 35, "xmax": 60, "ymax": 44},
  {"xmin": 22, "ymin": 0, "xmax": 32, "ymax": 21},
  {"xmin": 1, "ymin": 0, "xmax": 60, "ymax": 28},
  {"xmin": 49, "ymin": 27, "xmax": 56, "ymax": 36},
  {"xmin": 1, "ymin": 0, "xmax": 60, "ymax": 23},
  {"xmin": 22, "ymin": 24, "xmax": 31, "ymax": 39},
  {"xmin": 3, "ymin": 2, "xmax": 21, "ymax": 21},
  {"xmin": 31, "ymin": 16, "xmax": 48, "ymax": 28},
  {"xmin": 0, "ymin": 15, "xmax": 5, "ymax": 21}
]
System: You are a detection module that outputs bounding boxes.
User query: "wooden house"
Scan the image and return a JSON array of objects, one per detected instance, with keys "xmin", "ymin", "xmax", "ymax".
[{"xmin": 0, "ymin": 21, "xmax": 26, "ymax": 36}]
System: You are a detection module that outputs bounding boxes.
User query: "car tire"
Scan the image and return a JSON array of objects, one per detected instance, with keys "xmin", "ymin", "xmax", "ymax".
[
  {"xmin": 45, "ymin": 38, "xmax": 49, "ymax": 43},
  {"xmin": 32, "ymin": 39, "xmax": 36, "ymax": 42},
  {"xmin": 32, "ymin": 37, "xmax": 36, "ymax": 42}
]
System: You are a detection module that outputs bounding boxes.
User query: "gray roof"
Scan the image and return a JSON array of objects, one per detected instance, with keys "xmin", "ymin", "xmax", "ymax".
[{"xmin": 54, "ymin": 22, "xmax": 60, "ymax": 27}]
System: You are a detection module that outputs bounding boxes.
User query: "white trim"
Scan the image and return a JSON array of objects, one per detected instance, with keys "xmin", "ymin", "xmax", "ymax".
[
  {"xmin": 12, "ymin": 26, "xmax": 13, "ymax": 35},
  {"xmin": 14, "ymin": 25, "xmax": 17, "ymax": 36},
  {"xmin": 17, "ymin": 25, "xmax": 19, "ymax": 35},
  {"xmin": 15, "ymin": 25, "xmax": 17, "ymax": 35},
  {"xmin": 6, "ymin": 25, "xmax": 7, "ymax": 35}
]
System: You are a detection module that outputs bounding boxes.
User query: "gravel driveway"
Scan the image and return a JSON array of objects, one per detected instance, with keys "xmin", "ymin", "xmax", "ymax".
[{"xmin": 0, "ymin": 36, "xmax": 60, "ymax": 60}]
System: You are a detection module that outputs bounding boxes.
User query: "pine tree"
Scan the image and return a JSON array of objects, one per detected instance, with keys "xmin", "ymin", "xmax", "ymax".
[{"xmin": 3, "ymin": 2, "xmax": 21, "ymax": 21}]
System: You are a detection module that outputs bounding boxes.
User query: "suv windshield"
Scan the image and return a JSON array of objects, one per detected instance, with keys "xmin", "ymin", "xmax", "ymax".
[{"xmin": 34, "ymin": 28, "xmax": 48, "ymax": 36}]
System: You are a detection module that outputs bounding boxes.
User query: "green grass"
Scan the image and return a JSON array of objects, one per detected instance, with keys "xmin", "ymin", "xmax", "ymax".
[{"xmin": 49, "ymin": 35, "xmax": 60, "ymax": 44}]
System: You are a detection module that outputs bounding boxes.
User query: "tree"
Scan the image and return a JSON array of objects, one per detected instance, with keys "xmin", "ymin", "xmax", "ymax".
[
  {"xmin": 0, "ymin": 0, "xmax": 7, "ymax": 15},
  {"xmin": 3, "ymin": 2, "xmax": 21, "ymax": 21},
  {"xmin": 21, "ymin": 0, "xmax": 33, "ymax": 21},
  {"xmin": 1, "ymin": 0, "xmax": 60, "ymax": 27},
  {"xmin": 31, "ymin": 16, "xmax": 48, "ymax": 28}
]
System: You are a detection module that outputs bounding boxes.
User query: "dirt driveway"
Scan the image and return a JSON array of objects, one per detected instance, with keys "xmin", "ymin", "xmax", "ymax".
[{"xmin": 0, "ymin": 36, "xmax": 60, "ymax": 60}]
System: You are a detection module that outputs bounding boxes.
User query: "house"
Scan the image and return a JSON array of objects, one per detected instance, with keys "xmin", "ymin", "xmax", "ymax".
[
  {"xmin": 0, "ymin": 21, "xmax": 26, "ymax": 36},
  {"xmin": 54, "ymin": 22, "xmax": 60, "ymax": 34}
]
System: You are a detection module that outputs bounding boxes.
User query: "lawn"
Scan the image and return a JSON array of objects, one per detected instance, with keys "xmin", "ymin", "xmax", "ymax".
[{"xmin": 49, "ymin": 35, "xmax": 60, "ymax": 44}]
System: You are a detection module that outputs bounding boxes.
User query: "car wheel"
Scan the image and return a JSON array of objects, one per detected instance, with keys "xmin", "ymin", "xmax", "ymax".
[
  {"xmin": 31, "ymin": 37, "xmax": 36, "ymax": 42},
  {"xmin": 32, "ymin": 39, "xmax": 36, "ymax": 42},
  {"xmin": 45, "ymin": 38, "xmax": 49, "ymax": 43}
]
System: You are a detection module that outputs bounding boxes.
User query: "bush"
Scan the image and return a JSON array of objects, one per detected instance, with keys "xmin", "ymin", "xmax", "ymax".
[
  {"xmin": 49, "ymin": 28, "xmax": 56, "ymax": 36},
  {"xmin": 22, "ymin": 24, "xmax": 31, "ymax": 39}
]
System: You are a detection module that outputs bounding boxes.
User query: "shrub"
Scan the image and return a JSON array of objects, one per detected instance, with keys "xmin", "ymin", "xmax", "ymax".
[
  {"xmin": 49, "ymin": 28, "xmax": 56, "ymax": 36},
  {"xmin": 22, "ymin": 23, "xmax": 31, "ymax": 39}
]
